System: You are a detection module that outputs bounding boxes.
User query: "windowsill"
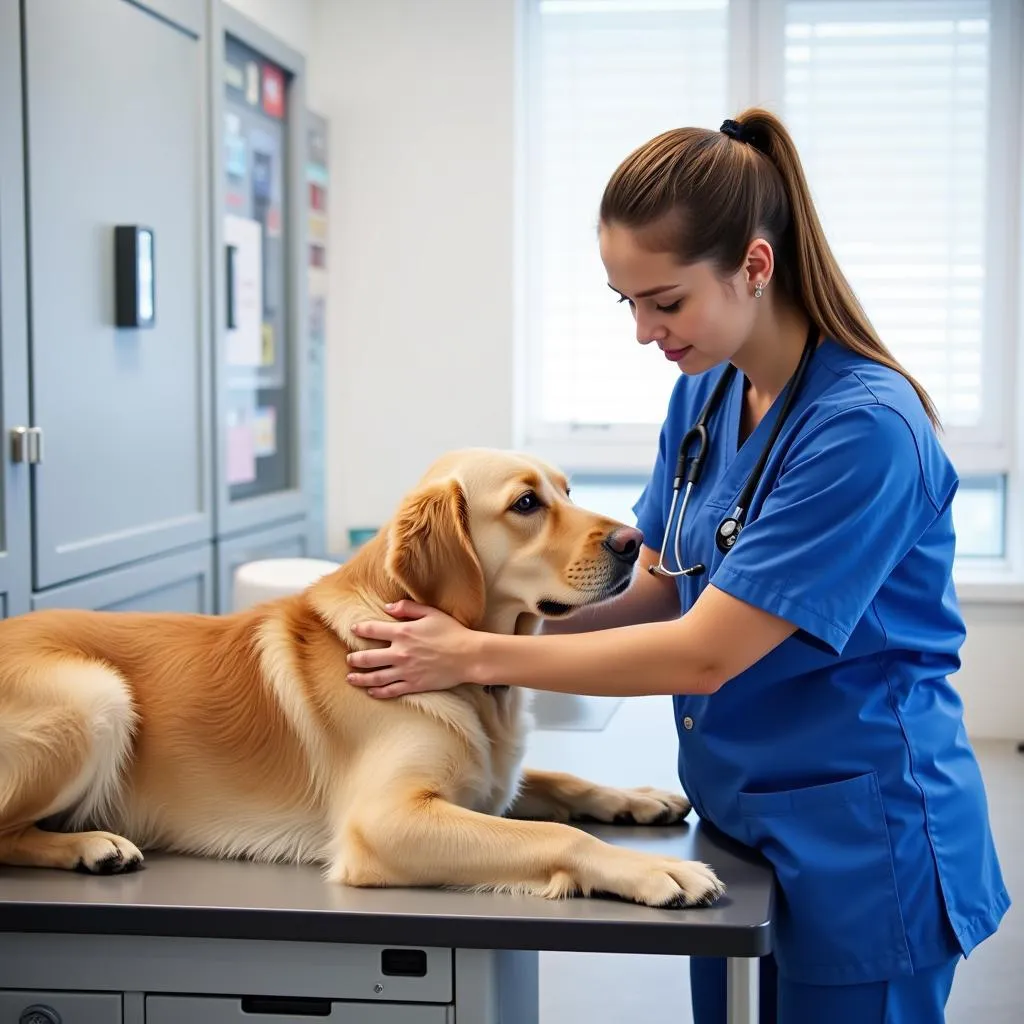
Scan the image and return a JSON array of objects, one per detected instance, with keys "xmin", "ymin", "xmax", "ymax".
[{"xmin": 953, "ymin": 565, "xmax": 1024, "ymax": 604}]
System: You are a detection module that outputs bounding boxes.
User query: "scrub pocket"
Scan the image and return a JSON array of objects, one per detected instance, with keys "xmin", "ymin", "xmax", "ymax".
[{"xmin": 737, "ymin": 771, "xmax": 912, "ymax": 986}]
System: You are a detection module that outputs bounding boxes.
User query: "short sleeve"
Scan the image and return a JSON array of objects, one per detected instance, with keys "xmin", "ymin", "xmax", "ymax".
[
  {"xmin": 710, "ymin": 404, "xmax": 945, "ymax": 655},
  {"xmin": 632, "ymin": 418, "xmax": 672, "ymax": 554}
]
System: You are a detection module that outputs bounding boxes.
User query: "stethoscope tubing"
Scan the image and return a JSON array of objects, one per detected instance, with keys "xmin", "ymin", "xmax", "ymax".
[{"xmin": 649, "ymin": 324, "xmax": 820, "ymax": 579}]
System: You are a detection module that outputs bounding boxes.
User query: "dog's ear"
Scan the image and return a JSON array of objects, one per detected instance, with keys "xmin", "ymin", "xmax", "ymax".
[{"xmin": 385, "ymin": 478, "xmax": 486, "ymax": 629}]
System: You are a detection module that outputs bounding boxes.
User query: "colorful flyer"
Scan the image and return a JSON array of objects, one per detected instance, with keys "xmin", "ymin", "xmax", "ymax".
[
  {"xmin": 225, "ymin": 113, "xmax": 247, "ymax": 179},
  {"xmin": 252, "ymin": 406, "xmax": 278, "ymax": 458},
  {"xmin": 245, "ymin": 61, "xmax": 260, "ymax": 106},
  {"xmin": 262, "ymin": 64, "xmax": 285, "ymax": 119},
  {"xmin": 261, "ymin": 322, "xmax": 276, "ymax": 367}
]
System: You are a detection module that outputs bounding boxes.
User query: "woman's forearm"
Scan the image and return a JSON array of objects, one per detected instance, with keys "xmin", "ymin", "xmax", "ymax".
[{"xmin": 472, "ymin": 617, "xmax": 719, "ymax": 697}]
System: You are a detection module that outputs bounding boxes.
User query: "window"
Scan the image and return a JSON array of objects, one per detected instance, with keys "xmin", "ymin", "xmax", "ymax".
[{"xmin": 518, "ymin": 0, "xmax": 1023, "ymax": 574}]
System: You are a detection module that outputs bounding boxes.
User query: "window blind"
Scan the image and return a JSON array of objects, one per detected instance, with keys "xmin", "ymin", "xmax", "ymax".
[
  {"xmin": 529, "ymin": 0, "xmax": 730, "ymax": 429},
  {"xmin": 527, "ymin": 0, "xmax": 997, "ymax": 439},
  {"xmin": 780, "ymin": 0, "xmax": 991, "ymax": 428}
]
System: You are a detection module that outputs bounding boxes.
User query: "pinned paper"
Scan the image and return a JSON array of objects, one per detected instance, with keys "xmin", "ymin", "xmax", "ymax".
[
  {"xmin": 226, "ymin": 421, "xmax": 256, "ymax": 485},
  {"xmin": 261, "ymin": 322, "xmax": 276, "ymax": 366},
  {"xmin": 225, "ymin": 113, "xmax": 247, "ymax": 179},
  {"xmin": 245, "ymin": 61, "xmax": 260, "ymax": 105},
  {"xmin": 252, "ymin": 406, "xmax": 277, "ymax": 458},
  {"xmin": 224, "ymin": 214, "xmax": 263, "ymax": 367},
  {"xmin": 263, "ymin": 64, "xmax": 285, "ymax": 118}
]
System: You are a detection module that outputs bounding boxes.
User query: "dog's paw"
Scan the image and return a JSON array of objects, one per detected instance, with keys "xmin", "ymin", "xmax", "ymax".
[
  {"xmin": 582, "ymin": 785, "xmax": 691, "ymax": 825},
  {"xmin": 582, "ymin": 847, "xmax": 725, "ymax": 909},
  {"xmin": 70, "ymin": 832, "xmax": 144, "ymax": 875}
]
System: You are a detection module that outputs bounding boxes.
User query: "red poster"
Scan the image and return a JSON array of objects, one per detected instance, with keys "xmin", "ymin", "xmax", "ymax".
[{"xmin": 262, "ymin": 64, "xmax": 285, "ymax": 119}]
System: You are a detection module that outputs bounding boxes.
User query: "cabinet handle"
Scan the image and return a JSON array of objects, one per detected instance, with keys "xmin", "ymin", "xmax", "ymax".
[
  {"xmin": 240, "ymin": 996, "xmax": 331, "ymax": 1016},
  {"xmin": 9, "ymin": 425, "xmax": 43, "ymax": 464}
]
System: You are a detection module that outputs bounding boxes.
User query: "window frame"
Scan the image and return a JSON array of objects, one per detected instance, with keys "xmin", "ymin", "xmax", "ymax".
[{"xmin": 515, "ymin": 0, "xmax": 1024, "ymax": 593}]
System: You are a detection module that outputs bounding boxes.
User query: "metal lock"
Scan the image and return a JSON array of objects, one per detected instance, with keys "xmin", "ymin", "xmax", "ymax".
[{"xmin": 20, "ymin": 1006, "xmax": 62, "ymax": 1024}]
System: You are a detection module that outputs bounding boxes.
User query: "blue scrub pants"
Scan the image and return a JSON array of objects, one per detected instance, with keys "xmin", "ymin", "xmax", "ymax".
[{"xmin": 690, "ymin": 953, "xmax": 959, "ymax": 1023}]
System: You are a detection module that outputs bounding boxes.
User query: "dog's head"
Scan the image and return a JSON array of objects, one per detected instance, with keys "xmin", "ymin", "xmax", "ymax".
[{"xmin": 384, "ymin": 448, "xmax": 643, "ymax": 632}]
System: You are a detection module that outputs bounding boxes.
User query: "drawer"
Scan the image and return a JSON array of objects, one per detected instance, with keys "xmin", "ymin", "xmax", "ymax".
[
  {"xmin": 0, "ymin": 992, "xmax": 121, "ymax": 1024},
  {"xmin": 145, "ymin": 997, "xmax": 451, "ymax": 1023}
]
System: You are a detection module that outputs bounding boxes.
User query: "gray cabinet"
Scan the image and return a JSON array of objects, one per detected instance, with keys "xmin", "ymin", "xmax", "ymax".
[
  {"xmin": 0, "ymin": 0, "xmax": 315, "ymax": 620},
  {"xmin": 31, "ymin": 544, "xmax": 214, "ymax": 614},
  {"xmin": 214, "ymin": 517, "xmax": 311, "ymax": 612},
  {"xmin": 0, "ymin": 0, "xmax": 32, "ymax": 620},
  {"xmin": 23, "ymin": 0, "xmax": 214, "ymax": 590}
]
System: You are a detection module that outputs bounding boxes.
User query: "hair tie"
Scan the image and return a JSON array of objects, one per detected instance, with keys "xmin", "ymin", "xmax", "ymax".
[{"xmin": 720, "ymin": 119, "xmax": 755, "ymax": 145}]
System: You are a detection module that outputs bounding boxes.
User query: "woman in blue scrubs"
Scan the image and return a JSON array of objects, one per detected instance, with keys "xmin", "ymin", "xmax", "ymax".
[{"xmin": 344, "ymin": 108, "xmax": 1009, "ymax": 1023}]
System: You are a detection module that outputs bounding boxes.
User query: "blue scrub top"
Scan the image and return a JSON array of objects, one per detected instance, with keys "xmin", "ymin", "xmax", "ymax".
[{"xmin": 633, "ymin": 338, "xmax": 1009, "ymax": 986}]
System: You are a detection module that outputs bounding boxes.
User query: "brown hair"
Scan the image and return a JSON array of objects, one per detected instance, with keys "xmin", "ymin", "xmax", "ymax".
[{"xmin": 599, "ymin": 107, "xmax": 940, "ymax": 427}]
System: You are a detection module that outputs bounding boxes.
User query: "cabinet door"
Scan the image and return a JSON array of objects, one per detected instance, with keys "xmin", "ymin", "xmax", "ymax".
[
  {"xmin": 0, "ymin": 991, "xmax": 122, "ymax": 1024},
  {"xmin": 0, "ymin": 0, "xmax": 32, "ymax": 619},
  {"xmin": 146, "ymin": 996, "xmax": 450, "ymax": 1024},
  {"xmin": 24, "ymin": 0, "xmax": 213, "ymax": 589},
  {"xmin": 32, "ymin": 544, "xmax": 214, "ymax": 614},
  {"xmin": 214, "ymin": 6, "xmax": 309, "ymax": 537}
]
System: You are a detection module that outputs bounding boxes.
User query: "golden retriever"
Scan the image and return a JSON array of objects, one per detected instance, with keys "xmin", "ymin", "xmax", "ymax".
[{"xmin": 0, "ymin": 448, "xmax": 723, "ymax": 908}]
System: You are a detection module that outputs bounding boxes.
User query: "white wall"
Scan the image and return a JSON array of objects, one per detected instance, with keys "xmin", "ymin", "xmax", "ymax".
[
  {"xmin": 226, "ymin": 0, "xmax": 1024, "ymax": 740},
  {"xmin": 313, "ymin": 0, "xmax": 518, "ymax": 540}
]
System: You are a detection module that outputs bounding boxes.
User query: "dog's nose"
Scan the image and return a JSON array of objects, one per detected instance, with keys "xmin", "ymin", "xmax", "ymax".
[{"xmin": 602, "ymin": 526, "xmax": 643, "ymax": 565}]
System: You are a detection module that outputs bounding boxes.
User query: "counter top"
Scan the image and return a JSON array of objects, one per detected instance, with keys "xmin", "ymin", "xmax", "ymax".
[{"xmin": 0, "ymin": 820, "xmax": 773, "ymax": 958}]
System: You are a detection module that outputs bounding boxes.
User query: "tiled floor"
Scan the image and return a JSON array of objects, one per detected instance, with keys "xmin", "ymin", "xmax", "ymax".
[{"xmin": 522, "ymin": 695, "xmax": 1022, "ymax": 1023}]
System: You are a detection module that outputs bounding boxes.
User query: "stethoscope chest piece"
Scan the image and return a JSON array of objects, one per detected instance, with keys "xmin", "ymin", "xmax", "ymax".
[{"xmin": 714, "ymin": 514, "xmax": 742, "ymax": 554}]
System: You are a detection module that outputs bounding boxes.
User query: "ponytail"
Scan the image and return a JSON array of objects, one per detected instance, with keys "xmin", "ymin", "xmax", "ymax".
[{"xmin": 600, "ymin": 107, "xmax": 941, "ymax": 428}]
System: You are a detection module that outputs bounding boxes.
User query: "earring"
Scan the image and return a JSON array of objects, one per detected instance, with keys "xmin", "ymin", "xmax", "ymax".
[{"xmin": 753, "ymin": 281, "xmax": 765, "ymax": 299}]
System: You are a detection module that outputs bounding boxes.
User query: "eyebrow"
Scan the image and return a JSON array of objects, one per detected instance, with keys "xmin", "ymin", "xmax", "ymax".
[{"xmin": 607, "ymin": 282, "xmax": 680, "ymax": 300}]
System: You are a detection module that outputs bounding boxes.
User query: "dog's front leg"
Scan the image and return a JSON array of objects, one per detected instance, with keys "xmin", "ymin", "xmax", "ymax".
[
  {"xmin": 506, "ymin": 768, "xmax": 692, "ymax": 825},
  {"xmin": 330, "ymin": 788, "xmax": 719, "ymax": 908}
]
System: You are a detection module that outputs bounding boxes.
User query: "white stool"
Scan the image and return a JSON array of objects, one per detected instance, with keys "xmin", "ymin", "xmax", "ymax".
[{"xmin": 232, "ymin": 557, "xmax": 341, "ymax": 612}]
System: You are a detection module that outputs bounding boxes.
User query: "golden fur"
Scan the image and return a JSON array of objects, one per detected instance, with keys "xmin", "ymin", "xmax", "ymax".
[{"xmin": 0, "ymin": 448, "xmax": 723, "ymax": 907}]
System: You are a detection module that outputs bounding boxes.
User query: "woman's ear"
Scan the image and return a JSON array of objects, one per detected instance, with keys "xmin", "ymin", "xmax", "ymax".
[
  {"xmin": 385, "ymin": 478, "xmax": 487, "ymax": 629},
  {"xmin": 744, "ymin": 237, "xmax": 775, "ymax": 292}
]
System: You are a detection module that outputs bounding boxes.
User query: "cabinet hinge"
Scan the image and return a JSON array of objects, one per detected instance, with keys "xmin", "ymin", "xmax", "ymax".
[{"xmin": 10, "ymin": 425, "xmax": 44, "ymax": 465}]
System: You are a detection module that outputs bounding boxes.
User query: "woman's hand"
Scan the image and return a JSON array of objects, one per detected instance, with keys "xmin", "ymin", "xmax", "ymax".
[{"xmin": 346, "ymin": 600, "xmax": 481, "ymax": 698}]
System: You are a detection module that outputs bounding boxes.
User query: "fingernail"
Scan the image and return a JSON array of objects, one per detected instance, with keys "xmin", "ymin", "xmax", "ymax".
[{"xmin": 384, "ymin": 602, "xmax": 396, "ymax": 611}]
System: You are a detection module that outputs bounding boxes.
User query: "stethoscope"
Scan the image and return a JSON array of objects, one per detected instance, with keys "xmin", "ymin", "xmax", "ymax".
[{"xmin": 650, "ymin": 323, "xmax": 820, "ymax": 579}]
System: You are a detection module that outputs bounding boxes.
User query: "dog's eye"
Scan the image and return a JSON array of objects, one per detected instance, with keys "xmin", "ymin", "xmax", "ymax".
[{"xmin": 511, "ymin": 491, "xmax": 543, "ymax": 514}]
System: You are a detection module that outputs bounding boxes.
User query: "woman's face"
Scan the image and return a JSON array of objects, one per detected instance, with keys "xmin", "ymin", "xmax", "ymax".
[{"xmin": 598, "ymin": 220, "xmax": 759, "ymax": 375}]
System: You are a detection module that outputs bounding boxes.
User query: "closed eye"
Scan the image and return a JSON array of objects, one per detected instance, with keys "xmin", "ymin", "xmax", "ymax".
[
  {"xmin": 616, "ymin": 294, "xmax": 683, "ymax": 314},
  {"xmin": 510, "ymin": 491, "xmax": 544, "ymax": 515}
]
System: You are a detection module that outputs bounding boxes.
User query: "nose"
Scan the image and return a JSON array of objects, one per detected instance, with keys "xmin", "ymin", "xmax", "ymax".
[
  {"xmin": 635, "ymin": 309, "xmax": 667, "ymax": 346},
  {"xmin": 603, "ymin": 526, "xmax": 644, "ymax": 565}
]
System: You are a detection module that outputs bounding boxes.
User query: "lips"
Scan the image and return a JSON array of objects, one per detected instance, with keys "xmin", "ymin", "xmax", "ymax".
[{"xmin": 663, "ymin": 346, "xmax": 689, "ymax": 361}]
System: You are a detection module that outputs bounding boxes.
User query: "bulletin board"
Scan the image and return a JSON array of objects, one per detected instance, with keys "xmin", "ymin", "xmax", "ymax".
[{"xmin": 222, "ymin": 33, "xmax": 294, "ymax": 502}]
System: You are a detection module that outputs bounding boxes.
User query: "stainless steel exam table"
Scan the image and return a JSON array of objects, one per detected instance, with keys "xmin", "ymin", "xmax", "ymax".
[{"xmin": 0, "ymin": 821, "xmax": 773, "ymax": 1024}]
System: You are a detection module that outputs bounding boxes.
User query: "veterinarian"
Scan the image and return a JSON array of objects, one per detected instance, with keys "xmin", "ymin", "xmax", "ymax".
[{"xmin": 345, "ymin": 109, "xmax": 1009, "ymax": 1024}]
